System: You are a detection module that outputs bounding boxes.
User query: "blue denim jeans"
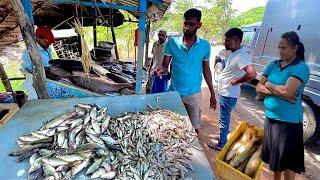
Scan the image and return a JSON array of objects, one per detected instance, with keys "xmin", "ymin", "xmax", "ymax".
[{"xmin": 218, "ymin": 95, "xmax": 237, "ymax": 147}]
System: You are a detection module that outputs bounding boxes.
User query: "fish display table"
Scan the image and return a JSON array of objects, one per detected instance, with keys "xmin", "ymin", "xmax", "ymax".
[{"xmin": 0, "ymin": 91, "xmax": 214, "ymax": 179}]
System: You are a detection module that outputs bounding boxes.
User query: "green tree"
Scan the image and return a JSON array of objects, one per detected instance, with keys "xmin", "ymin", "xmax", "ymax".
[
  {"xmin": 228, "ymin": 7, "xmax": 265, "ymax": 28},
  {"xmin": 152, "ymin": 0, "xmax": 193, "ymax": 33},
  {"xmin": 201, "ymin": 0, "xmax": 234, "ymax": 41}
]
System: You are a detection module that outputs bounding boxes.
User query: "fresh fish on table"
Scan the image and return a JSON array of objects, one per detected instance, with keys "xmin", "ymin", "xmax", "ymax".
[
  {"xmin": 70, "ymin": 71, "xmax": 133, "ymax": 94},
  {"xmin": 9, "ymin": 103, "xmax": 197, "ymax": 180},
  {"xmin": 47, "ymin": 66, "xmax": 73, "ymax": 79},
  {"xmin": 106, "ymin": 73, "xmax": 132, "ymax": 83}
]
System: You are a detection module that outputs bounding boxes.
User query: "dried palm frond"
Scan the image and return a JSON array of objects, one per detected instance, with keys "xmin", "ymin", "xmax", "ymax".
[{"xmin": 73, "ymin": 19, "xmax": 91, "ymax": 75}]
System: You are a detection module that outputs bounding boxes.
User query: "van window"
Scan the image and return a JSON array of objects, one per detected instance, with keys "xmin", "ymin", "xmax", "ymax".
[{"xmin": 242, "ymin": 31, "xmax": 255, "ymax": 47}]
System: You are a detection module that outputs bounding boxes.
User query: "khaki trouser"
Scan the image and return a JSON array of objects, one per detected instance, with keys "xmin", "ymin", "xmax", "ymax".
[{"xmin": 181, "ymin": 92, "xmax": 202, "ymax": 129}]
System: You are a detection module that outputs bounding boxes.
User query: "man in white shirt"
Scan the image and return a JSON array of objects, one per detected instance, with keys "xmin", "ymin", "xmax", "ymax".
[
  {"xmin": 208, "ymin": 28, "xmax": 257, "ymax": 150},
  {"xmin": 150, "ymin": 29, "xmax": 169, "ymax": 93}
]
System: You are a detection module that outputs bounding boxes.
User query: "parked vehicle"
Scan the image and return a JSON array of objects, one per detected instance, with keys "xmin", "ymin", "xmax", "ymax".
[{"xmin": 213, "ymin": 0, "xmax": 320, "ymax": 143}]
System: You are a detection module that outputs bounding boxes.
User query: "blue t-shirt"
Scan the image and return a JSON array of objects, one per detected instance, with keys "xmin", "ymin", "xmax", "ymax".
[
  {"xmin": 263, "ymin": 59, "xmax": 310, "ymax": 123},
  {"xmin": 21, "ymin": 44, "xmax": 52, "ymax": 72},
  {"xmin": 164, "ymin": 36, "xmax": 211, "ymax": 97}
]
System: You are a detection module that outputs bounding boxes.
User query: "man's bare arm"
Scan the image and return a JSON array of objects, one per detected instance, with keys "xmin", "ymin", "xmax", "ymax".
[
  {"xmin": 203, "ymin": 61, "xmax": 217, "ymax": 109},
  {"xmin": 232, "ymin": 64, "xmax": 257, "ymax": 85}
]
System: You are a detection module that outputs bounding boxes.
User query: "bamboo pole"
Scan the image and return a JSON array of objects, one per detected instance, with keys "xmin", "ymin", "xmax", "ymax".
[
  {"xmin": 10, "ymin": 0, "xmax": 48, "ymax": 99},
  {"xmin": 0, "ymin": 63, "xmax": 13, "ymax": 92}
]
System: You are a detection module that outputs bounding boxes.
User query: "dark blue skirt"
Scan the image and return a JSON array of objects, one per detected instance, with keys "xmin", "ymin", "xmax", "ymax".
[{"xmin": 261, "ymin": 118, "xmax": 305, "ymax": 173}]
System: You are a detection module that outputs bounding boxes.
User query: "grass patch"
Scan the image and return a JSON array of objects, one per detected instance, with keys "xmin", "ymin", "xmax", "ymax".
[{"xmin": 0, "ymin": 61, "xmax": 25, "ymax": 92}]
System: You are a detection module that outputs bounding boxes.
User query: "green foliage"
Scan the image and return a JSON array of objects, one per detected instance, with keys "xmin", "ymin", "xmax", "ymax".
[
  {"xmin": 152, "ymin": 0, "xmax": 193, "ymax": 33},
  {"xmin": 83, "ymin": 11, "xmax": 138, "ymax": 60},
  {"xmin": 152, "ymin": 0, "xmax": 264, "ymax": 43},
  {"xmin": 0, "ymin": 61, "xmax": 25, "ymax": 92},
  {"xmin": 201, "ymin": 0, "xmax": 234, "ymax": 42},
  {"xmin": 228, "ymin": 7, "xmax": 265, "ymax": 28},
  {"xmin": 79, "ymin": 1, "xmax": 265, "ymax": 59}
]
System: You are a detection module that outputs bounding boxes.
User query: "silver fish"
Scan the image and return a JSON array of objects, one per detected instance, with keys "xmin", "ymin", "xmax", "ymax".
[
  {"xmin": 87, "ymin": 133, "xmax": 104, "ymax": 145},
  {"xmin": 90, "ymin": 167, "xmax": 106, "ymax": 179},
  {"xmin": 71, "ymin": 158, "xmax": 90, "ymax": 176},
  {"xmin": 56, "ymin": 154, "xmax": 84, "ymax": 162},
  {"xmin": 9, "ymin": 143, "xmax": 51, "ymax": 156},
  {"xmin": 75, "ymin": 130, "xmax": 85, "ymax": 146},
  {"xmin": 100, "ymin": 135, "xmax": 117, "ymax": 146},
  {"xmin": 91, "ymin": 121, "xmax": 101, "ymax": 134},
  {"xmin": 101, "ymin": 115, "xmax": 111, "ymax": 133},
  {"xmin": 83, "ymin": 113, "xmax": 91, "ymax": 125},
  {"xmin": 42, "ymin": 157, "xmax": 69, "ymax": 167},
  {"xmin": 86, "ymin": 158, "xmax": 104, "ymax": 175},
  {"xmin": 100, "ymin": 170, "xmax": 117, "ymax": 179},
  {"xmin": 41, "ymin": 111, "xmax": 77, "ymax": 129},
  {"xmin": 90, "ymin": 107, "xmax": 97, "ymax": 120},
  {"xmin": 57, "ymin": 131, "xmax": 66, "ymax": 147}
]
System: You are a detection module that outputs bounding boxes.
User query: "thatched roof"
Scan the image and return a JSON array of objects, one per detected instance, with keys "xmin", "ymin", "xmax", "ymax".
[{"xmin": 0, "ymin": 0, "xmax": 171, "ymax": 52}]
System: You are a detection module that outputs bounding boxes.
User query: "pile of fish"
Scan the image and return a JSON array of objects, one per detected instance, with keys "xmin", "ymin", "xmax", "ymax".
[
  {"xmin": 224, "ymin": 126, "xmax": 262, "ymax": 178},
  {"xmin": 9, "ymin": 103, "xmax": 197, "ymax": 179}
]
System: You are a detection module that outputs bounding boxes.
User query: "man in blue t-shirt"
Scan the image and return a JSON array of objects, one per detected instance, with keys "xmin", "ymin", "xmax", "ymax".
[
  {"xmin": 21, "ymin": 27, "xmax": 55, "ymax": 99},
  {"xmin": 155, "ymin": 8, "xmax": 217, "ymax": 133}
]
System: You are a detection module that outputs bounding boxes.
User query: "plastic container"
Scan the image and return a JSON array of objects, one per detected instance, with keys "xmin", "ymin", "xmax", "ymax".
[
  {"xmin": 215, "ymin": 121, "xmax": 264, "ymax": 180},
  {"xmin": 13, "ymin": 91, "xmax": 27, "ymax": 108}
]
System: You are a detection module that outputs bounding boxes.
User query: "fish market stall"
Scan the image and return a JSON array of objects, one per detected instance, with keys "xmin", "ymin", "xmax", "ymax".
[
  {"xmin": 0, "ymin": 0, "xmax": 171, "ymax": 98},
  {"xmin": 0, "ymin": 92, "xmax": 214, "ymax": 179}
]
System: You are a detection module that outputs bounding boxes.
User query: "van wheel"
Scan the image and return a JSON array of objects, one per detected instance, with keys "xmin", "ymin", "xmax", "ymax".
[
  {"xmin": 213, "ymin": 62, "xmax": 223, "ymax": 83},
  {"xmin": 302, "ymin": 100, "xmax": 319, "ymax": 143}
]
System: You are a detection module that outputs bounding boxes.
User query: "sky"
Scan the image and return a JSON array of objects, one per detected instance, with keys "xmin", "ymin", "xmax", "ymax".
[{"xmin": 231, "ymin": 0, "xmax": 268, "ymax": 13}]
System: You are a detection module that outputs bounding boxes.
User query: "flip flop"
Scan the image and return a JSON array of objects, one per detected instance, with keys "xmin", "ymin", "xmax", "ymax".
[
  {"xmin": 207, "ymin": 142, "xmax": 223, "ymax": 151},
  {"xmin": 209, "ymin": 134, "xmax": 220, "ymax": 140}
]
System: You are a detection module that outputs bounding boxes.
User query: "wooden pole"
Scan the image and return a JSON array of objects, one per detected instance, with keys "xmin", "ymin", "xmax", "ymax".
[
  {"xmin": 92, "ymin": 4, "xmax": 97, "ymax": 47},
  {"xmin": 111, "ymin": 27, "xmax": 119, "ymax": 60},
  {"xmin": 135, "ymin": 0, "xmax": 147, "ymax": 94},
  {"xmin": 0, "ymin": 63, "xmax": 13, "ymax": 92},
  {"xmin": 10, "ymin": 0, "xmax": 49, "ymax": 99},
  {"xmin": 144, "ymin": 21, "xmax": 150, "ymax": 68}
]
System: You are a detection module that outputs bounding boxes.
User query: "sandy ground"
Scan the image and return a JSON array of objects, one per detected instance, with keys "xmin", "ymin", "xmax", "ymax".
[{"xmin": 198, "ymin": 86, "xmax": 308, "ymax": 180}]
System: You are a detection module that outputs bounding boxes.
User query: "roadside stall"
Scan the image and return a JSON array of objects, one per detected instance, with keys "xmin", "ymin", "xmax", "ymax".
[{"xmin": 1, "ymin": 0, "xmax": 165, "ymax": 99}]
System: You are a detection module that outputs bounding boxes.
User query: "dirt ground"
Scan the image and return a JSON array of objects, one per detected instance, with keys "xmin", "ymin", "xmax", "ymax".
[{"xmin": 198, "ymin": 87, "xmax": 307, "ymax": 180}]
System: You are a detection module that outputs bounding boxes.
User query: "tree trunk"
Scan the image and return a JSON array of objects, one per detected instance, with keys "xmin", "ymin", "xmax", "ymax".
[
  {"xmin": 0, "ymin": 63, "xmax": 13, "ymax": 92},
  {"xmin": 10, "ymin": 0, "xmax": 48, "ymax": 99}
]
